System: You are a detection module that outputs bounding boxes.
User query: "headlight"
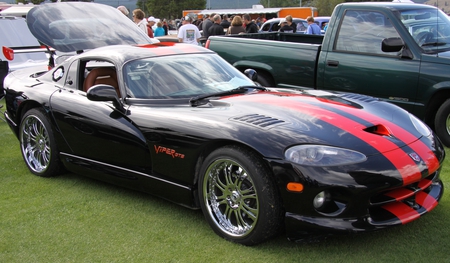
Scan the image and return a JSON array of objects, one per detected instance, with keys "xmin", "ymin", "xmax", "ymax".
[
  {"xmin": 409, "ymin": 113, "xmax": 431, "ymax": 137},
  {"xmin": 285, "ymin": 145, "xmax": 367, "ymax": 166}
]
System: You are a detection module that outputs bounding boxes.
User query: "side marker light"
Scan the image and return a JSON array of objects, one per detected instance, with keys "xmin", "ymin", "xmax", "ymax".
[{"xmin": 287, "ymin": 182, "xmax": 304, "ymax": 193}]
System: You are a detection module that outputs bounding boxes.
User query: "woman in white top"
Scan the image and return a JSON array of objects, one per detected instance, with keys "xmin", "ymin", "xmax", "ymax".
[{"xmin": 132, "ymin": 9, "xmax": 148, "ymax": 34}]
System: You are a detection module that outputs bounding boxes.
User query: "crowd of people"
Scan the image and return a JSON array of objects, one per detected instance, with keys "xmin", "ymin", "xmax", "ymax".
[{"xmin": 117, "ymin": 5, "xmax": 323, "ymax": 46}]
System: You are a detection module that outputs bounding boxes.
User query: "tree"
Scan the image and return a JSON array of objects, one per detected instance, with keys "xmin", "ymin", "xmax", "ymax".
[
  {"xmin": 143, "ymin": 0, "xmax": 206, "ymax": 20},
  {"xmin": 311, "ymin": 0, "xmax": 345, "ymax": 16}
]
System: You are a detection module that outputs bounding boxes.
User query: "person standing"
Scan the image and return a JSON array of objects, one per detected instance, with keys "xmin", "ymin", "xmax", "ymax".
[
  {"xmin": 243, "ymin": 14, "xmax": 258, "ymax": 33},
  {"xmin": 305, "ymin": 16, "xmax": 321, "ymax": 35},
  {"xmin": 117, "ymin": 6, "xmax": 129, "ymax": 17},
  {"xmin": 177, "ymin": 16, "xmax": 202, "ymax": 45},
  {"xmin": 132, "ymin": 9, "xmax": 147, "ymax": 34},
  {"xmin": 285, "ymin": 15, "xmax": 296, "ymax": 33},
  {"xmin": 202, "ymin": 14, "xmax": 213, "ymax": 39},
  {"xmin": 147, "ymin": 16, "xmax": 156, "ymax": 38},
  {"xmin": 154, "ymin": 21, "xmax": 165, "ymax": 37},
  {"xmin": 208, "ymin": 14, "xmax": 225, "ymax": 37},
  {"xmin": 226, "ymin": 15, "xmax": 245, "ymax": 35},
  {"xmin": 278, "ymin": 18, "xmax": 295, "ymax": 33},
  {"xmin": 220, "ymin": 14, "xmax": 230, "ymax": 29}
]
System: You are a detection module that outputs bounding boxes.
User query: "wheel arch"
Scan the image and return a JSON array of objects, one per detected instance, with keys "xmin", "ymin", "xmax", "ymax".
[
  {"xmin": 233, "ymin": 61, "xmax": 276, "ymax": 87},
  {"xmin": 191, "ymin": 139, "xmax": 279, "ymax": 207},
  {"xmin": 10, "ymin": 100, "xmax": 46, "ymax": 137},
  {"xmin": 425, "ymin": 88, "xmax": 450, "ymax": 128}
]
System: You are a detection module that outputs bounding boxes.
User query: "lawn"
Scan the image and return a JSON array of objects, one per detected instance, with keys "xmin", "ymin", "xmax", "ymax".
[{"xmin": 0, "ymin": 101, "xmax": 449, "ymax": 263}]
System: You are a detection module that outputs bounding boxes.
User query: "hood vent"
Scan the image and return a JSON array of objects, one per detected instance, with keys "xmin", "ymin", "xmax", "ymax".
[
  {"xmin": 340, "ymin": 93, "xmax": 379, "ymax": 103},
  {"xmin": 231, "ymin": 114, "xmax": 286, "ymax": 129}
]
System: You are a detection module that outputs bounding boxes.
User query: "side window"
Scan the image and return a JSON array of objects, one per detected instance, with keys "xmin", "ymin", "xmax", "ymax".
[
  {"xmin": 261, "ymin": 22, "xmax": 271, "ymax": 31},
  {"xmin": 271, "ymin": 22, "xmax": 281, "ymax": 32},
  {"xmin": 335, "ymin": 10, "xmax": 401, "ymax": 56}
]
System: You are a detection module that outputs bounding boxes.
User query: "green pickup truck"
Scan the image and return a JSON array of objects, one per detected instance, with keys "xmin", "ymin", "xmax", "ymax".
[{"xmin": 206, "ymin": 2, "xmax": 450, "ymax": 146}]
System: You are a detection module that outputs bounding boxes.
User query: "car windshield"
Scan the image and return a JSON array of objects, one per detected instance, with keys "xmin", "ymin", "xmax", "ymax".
[
  {"xmin": 400, "ymin": 8, "xmax": 450, "ymax": 51},
  {"xmin": 123, "ymin": 54, "xmax": 255, "ymax": 99}
]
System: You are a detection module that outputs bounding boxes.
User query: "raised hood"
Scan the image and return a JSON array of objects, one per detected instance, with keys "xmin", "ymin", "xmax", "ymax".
[{"xmin": 26, "ymin": 2, "xmax": 157, "ymax": 53}]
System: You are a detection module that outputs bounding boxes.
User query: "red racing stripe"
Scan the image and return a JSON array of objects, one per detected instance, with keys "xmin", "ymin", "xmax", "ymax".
[
  {"xmin": 416, "ymin": 191, "xmax": 438, "ymax": 212},
  {"xmin": 312, "ymin": 97, "xmax": 440, "ymax": 175},
  {"xmin": 384, "ymin": 188, "xmax": 415, "ymax": 201},
  {"xmin": 381, "ymin": 202, "xmax": 420, "ymax": 224},
  {"xmin": 244, "ymin": 97, "xmax": 423, "ymax": 185}
]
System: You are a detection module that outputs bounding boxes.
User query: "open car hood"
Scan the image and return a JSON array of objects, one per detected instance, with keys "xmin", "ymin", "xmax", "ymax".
[{"xmin": 26, "ymin": 2, "xmax": 157, "ymax": 53}]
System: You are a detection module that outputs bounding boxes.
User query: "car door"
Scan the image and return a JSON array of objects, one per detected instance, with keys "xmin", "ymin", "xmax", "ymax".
[
  {"xmin": 320, "ymin": 10, "xmax": 421, "ymax": 113},
  {"xmin": 49, "ymin": 60, "xmax": 153, "ymax": 178}
]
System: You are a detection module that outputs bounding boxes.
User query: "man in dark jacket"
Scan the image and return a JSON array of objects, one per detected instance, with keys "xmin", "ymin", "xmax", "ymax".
[
  {"xmin": 243, "ymin": 14, "xmax": 258, "ymax": 33},
  {"xmin": 208, "ymin": 14, "xmax": 225, "ymax": 37},
  {"xmin": 202, "ymin": 14, "xmax": 214, "ymax": 39}
]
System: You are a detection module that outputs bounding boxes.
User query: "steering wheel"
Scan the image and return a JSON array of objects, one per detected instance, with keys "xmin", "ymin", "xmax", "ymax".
[{"xmin": 416, "ymin": 32, "xmax": 434, "ymax": 46}]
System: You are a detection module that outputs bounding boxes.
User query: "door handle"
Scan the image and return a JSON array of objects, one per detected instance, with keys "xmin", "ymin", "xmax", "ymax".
[{"xmin": 327, "ymin": 60, "xmax": 339, "ymax": 67}]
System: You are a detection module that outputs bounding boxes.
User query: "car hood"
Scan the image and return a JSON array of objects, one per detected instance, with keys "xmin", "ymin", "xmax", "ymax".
[
  {"xmin": 216, "ymin": 89, "xmax": 428, "ymax": 155},
  {"xmin": 26, "ymin": 2, "xmax": 157, "ymax": 53}
]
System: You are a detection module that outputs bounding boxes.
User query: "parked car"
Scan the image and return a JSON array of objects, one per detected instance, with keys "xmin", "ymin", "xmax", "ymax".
[
  {"xmin": 4, "ymin": 2, "xmax": 445, "ymax": 246},
  {"xmin": 0, "ymin": 16, "xmax": 48, "ymax": 72},
  {"xmin": 259, "ymin": 17, "xmax": 308, "ymax": 32},
  {"xmin": 0, "ymin": 15, "xmax": 50, "ymax": 97},
  {"xmin": 313, "ymin": 16, "xmax": 331, "ymax": 30}
]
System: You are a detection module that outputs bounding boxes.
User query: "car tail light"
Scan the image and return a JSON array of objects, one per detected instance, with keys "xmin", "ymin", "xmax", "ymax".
[{"xmin": 2, "ymin": 46, "xmax": 14, "ymax": 61}]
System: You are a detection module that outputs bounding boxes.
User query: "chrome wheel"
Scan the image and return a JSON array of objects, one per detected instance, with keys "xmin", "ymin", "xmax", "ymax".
[
  {"xmin": 19, "ymin": 109, "xmax": 62, "ymax": 177},
  {"xmin": 203, "ymin": 159, "xmax": 258, "ymax": 237},
  {"xmin": 199, "ymin": 146, "xmax": 282, "ymax": 245},
  {"xmin": 20, "ymin": 114, "xmax": 51, "ymax": 173}
]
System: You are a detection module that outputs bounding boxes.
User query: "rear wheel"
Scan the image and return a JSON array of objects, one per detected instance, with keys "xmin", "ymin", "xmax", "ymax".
[
  {"xmin": 20, "ymin": 108, "xmax": 63, "ymax": 177},
  {"xmin": 198, "ymin": 145, "xmax": 283, "ymax": 245}
]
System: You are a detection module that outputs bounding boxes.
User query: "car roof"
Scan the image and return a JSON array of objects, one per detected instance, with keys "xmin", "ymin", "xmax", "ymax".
[{"xmin": 73, "ymin": 44, "xmax": 215, "ymax": 66}]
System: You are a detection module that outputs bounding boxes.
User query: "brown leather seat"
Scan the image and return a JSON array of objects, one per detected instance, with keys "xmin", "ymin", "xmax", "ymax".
[{"xmin": 83, "ymin": 68, "xmax": 120, "ymax": 95}]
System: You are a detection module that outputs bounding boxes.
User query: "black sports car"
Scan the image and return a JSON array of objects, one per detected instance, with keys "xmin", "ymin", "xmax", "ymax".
[{"xmin": 3, "ymin": 2, "xmax": 445, "ymax": 245}]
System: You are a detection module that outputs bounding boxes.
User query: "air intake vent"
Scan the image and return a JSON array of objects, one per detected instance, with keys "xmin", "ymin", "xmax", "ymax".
[
  {"xmin": 231, "ymin": 114, "xmax": 286, "ymax": 129},
  {"xmin": 340, "ymin": 93, "xmax": 379, "ymax": 103}
]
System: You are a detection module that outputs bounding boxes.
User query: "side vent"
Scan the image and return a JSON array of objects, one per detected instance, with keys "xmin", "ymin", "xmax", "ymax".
[{"xmin": 231, "ymin": 114, "xmax": 286, "ymax": 129}]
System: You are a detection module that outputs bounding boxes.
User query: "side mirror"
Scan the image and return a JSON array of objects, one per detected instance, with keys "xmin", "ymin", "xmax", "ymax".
[
  {"xmin": 244, "ymin": 69, "xmax": 258, "ymax": 81},
  {"xmin": 87, "ymin": 84, "xmax": 125, "ymax": 113},
  {"xmin": 382, "ymin": 37, "xmax": 413, "ymax": 59},
  {"xmin": 382, "ymin": 37, "xmax": 404, "ymax": 52}
]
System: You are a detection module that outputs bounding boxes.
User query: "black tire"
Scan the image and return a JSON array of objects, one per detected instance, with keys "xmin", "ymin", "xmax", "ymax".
[
  {"xmin": 198, "ymin": 145, "xmax": 283, "ymax": 246},
  {"xmin": 435, "ymin": 99, "xmax": 450, "ymax": 147},
  {"xmin": 255, "ymin": 72, "xmax": 274, "ymax": 87},
  {"xmin": 19, "ymin": 108, "xmax": 63, "ymax": 177}
]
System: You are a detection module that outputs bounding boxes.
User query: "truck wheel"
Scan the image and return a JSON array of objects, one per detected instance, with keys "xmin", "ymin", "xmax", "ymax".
[
  {"xmin": 198, "ymin": 145, "xmax": 283, "ymax": 245},
  {"xmin": 255, "ymin": 72, "xmax": 274, "ymax": 87},
  {"xmin": 434, "ymin": 99, "xmax": 450, "ymax": 147}
]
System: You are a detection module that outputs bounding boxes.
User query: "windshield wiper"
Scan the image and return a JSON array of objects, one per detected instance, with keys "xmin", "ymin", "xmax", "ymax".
[
  {"xmin": 421, "ymin": 42, "xmax": 447, "ymax": 47},
  {"xmin": 189, "ymin": 86, "xmax": 266, "ymax": 107}
]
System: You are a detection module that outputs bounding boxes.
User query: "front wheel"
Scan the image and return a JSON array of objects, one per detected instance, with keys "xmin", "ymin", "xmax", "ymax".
[
  {"xmin": 20, "ymin": 108, "xmax": 63, "ymax": 177},
  {"xmin": 435, "ymin": 99, "xmax": 450, "ymax": 147},
  {"xmin": 198, "ymin": 145, "xmax": 283, "ymax": 245}
]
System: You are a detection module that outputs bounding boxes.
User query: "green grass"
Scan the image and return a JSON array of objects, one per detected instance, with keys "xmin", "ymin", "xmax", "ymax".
[{"xmin": 1, "ymin": 102, "xmax": 449, "ymax": 263}]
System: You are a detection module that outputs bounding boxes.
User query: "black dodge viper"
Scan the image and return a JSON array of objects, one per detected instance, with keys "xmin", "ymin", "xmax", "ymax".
[{"xmin": 2, "ymin": 2, "xmax": 445, "ymax": 245}]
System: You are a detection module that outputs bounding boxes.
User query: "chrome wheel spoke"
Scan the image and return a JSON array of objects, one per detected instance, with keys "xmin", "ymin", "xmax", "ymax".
[
  {"xmin": 20, "ymin": 114, "xmax": 51, "ymax": 173},
  {"xmin": 204, "ymin": 158, "xmax": 259, "ymax": 237}
]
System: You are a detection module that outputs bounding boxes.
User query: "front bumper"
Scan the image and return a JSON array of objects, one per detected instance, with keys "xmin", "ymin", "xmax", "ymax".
[{"xmin": 284, "ymin": 171, "xmax": 444, "ymax": 242}]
